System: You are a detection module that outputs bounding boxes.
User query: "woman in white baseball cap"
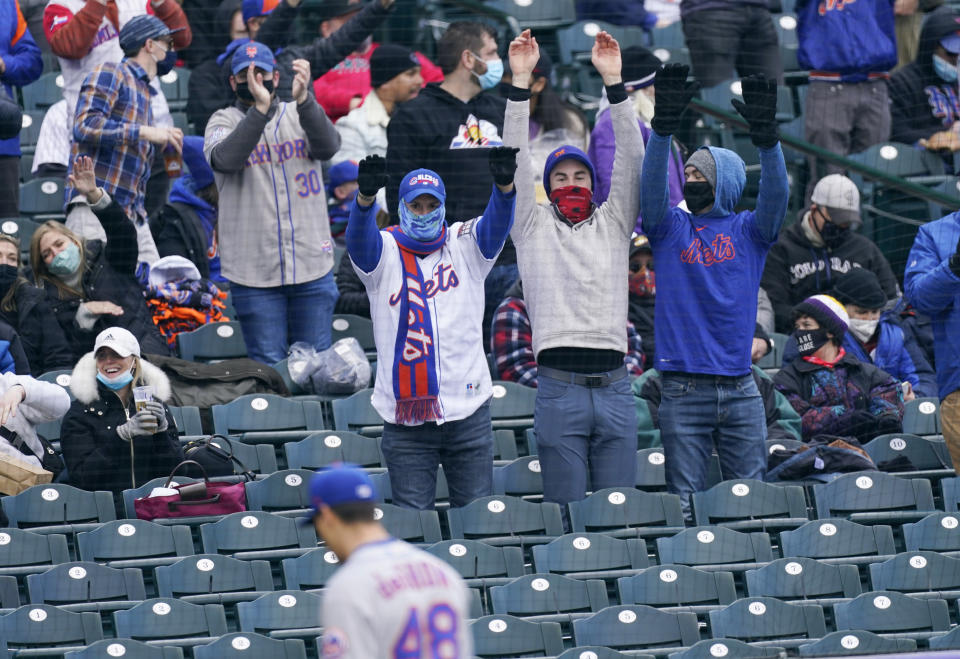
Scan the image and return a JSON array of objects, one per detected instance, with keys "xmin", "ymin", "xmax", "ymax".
[{"xmin": 59, "ymin": 327, "xmax": 183, "ymax": 504}]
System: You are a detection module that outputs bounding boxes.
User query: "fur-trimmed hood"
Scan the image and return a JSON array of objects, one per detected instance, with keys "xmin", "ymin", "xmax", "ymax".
[{"xmin": 70, "ymin": 353, "xmax": 173, "ymax": 405}]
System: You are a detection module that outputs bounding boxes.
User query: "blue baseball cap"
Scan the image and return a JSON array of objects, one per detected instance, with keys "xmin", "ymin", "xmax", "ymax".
[
  {"xmin": 543, "ymin": 145, "xmax": 595, "ymax": 195},
  {"xmin": 327, "ymin": 160, "xmax": 359, "ymax": 192},
  {"xmin": 941, "ymin": 32, "xmax": 960, "ymax": 54},
  {"xmin": 231, "ymin": 41, "xmax": 276, "ymax": 75},
  {"xmin": 399, "ymin": 168, "xmax": 446, "ymax": 204},
  {"xmin": 301, "ymin": 463, "xmax": 377, "ymax": 525},
  {"xmin": 118, "ymin": 15, "xmax": 183, "ymax": 53}
]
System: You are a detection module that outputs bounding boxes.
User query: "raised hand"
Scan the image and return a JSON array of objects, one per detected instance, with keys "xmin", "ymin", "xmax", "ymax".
[
  {"xmin": 67, "ymin": 156, "xmax": 98, "ymax": 198},
  {"xmin": 591, "ymin": 31, "xmax": 622, "ymax": 86},
  {"xmin": 291, "ymin": 59, "xmax": 312, "ymax": 104},
  {"xmin": 247, "ymin": 64, "xmax": 273, "ymax": 114},
  {"xmin": 650, "ymin": 63, "xmax": 700, "ymax": 137},
  {"xmin": 508, "ymin": 29, "xmax": 539, "ymax": 88},
  {"xmin": 731, "ymin": 74, "xmax": 779, "ymax": 149},
  {"xmin": 357, "ymin": 155, "xmax": 387, "ymax": 198},
  {"xmin": 488, "ymin": 146, "xmax": 519, "ymax": 187}
]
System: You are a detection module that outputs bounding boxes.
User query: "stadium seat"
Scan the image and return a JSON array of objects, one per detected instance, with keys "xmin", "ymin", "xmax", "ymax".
[
  {"xmin": 330, "ymin": 314, "xmax": 376, "ymax": 356},
  {"xmin": 864, "ymin": 434, "xmax": 954, "ymax": 479},
  {"xmin": 756, "ymin": 332, "xmax": 789, "ymax": 370},
  {"xmin": 283, "ymin": 431, "xmax": 384, "ymax": 470},
  {"xmin": 699, "ymin": 80, "xmax": 796, "ymax": 126},
  {"xmin": 236, "ymin": 590, "xmax": 324, "ymax": 639},
  {"xmin": 156, "ymin": 554, "xmax": 274, "ymax": 603},
  {"xmin": 636, "ymin": 448, "xmax": 722, "ymax": 492},
  {"xmin": 930, "ymin": 625, "xmax": 960, "ymax": 650},
  {"xmin": 490, "ymin": 573, "xmax": 609, "ymax": 618},
  {"xmin": 0, "ymin": 528, "xmax": 70, "ymax": 578},
  {"xmin": 568, "ymin": 487, "xmax": 685, "ymax": 538},
  {"xmin": 812, "ymin": 472, "xmax": 935, "ymax": 525},
  {"xmin": 869, "ymin": 551, "xmax": 960, "ymax": 598},
  {"xmin": 424, "ymin": 539, "xmax": 525, "ymax": 580},
  {"xmin": 745, "ymin": 557, "xmax": 862, "ymax": 605},
  {"xmin": 670, "ymin": 639, "xmax": 784, "ymax": 659},
  {"xmin": 19, "ymin": 111, "xmax": 42, "ymax": 151},
  {"xmin": 159, "ymin": 69, "xmax": 186, "ymax": 112},
  {"xmin": 470, "ymin": 614, "xmax": 565, "ymax": 657},
  {"xmin": 766, "ymin": 438, "xmax": 806, "ymax": 454},
  {"xmin": 446, "ymin": 495, "xmax": 564, "ymax": 545},
  {"xmin": 245, "ymin": 469, "xmax": 315, "ymax": 514},
  {"xmin": 780, "ymin": 519, "xmax": 896, "ymax": 566},
  {"xmin": 833, "ymin": 591, "xmax": 951, "ymax": 640},
  {"xmin": 1, "ymin": 484, "xmax": 116, "ymax": 533},
  {"xmin": 798, "ymin": 630, "xmax": 917, "ymax": 657},
  {"xmin": 0, "ymin": 217, "xmax": 40, "ymax": 254},
  {"xmin": 0, "ymin": 574, "xmax": 19, "ymax": 608},
  {"xmin": 168, "ymin": 406, "xmax": 204, "ymax": 436},
  {"xmin": 121, "ymin": 476, "xmax": 198, "ymax": 519},
  {"xmin": 692, "ymin": 479, "xmax": 809, "ymax": 532},
  {"xmin": 20, "ymin": 72, "xmax": 63, "ymax": 111},
  {"xmin": 26, "ymin": 561, "xmax": 146, "ymax": 608},
  {"xmin": 204, "ymin": 435, "xmax": 279, "ymax": 474},
  {"xmin": 556, "ymin": 21, "xmax": 647, "ymax": 65},
  {"xmin": 489, "ymin": 381, "xmax": 536, "ymax": 432},
  {"xmin": 708, "ymin": 597, "xmax": 827, "ymax": 646},
  {"xmin": 374, "ymin": 502, "xmax": 443, "ymax": 543},
  {"xmin": 0, "ymin": 604, "xmax": 103, "ymax": 654},
  {"xmin": 572, "ymin": 605, "xmax": 701, "ymax": 651},
  {"xmin": 194, "ymin": 632, "xmax": 307, "ymax": 659},
  {"xmin": 199, "ymin": 511, "xmax": 317, "ymax": 560},
  {"xmin": 493, "ymin": 428, "xmax": 520, "ymax": 461},
  {"xmin": 903, "ymin": 512, "xmax": 960, "ymax": 552},
  {"xmin": 556, "ymin": 648, "xmax": 640, "ymax": 659},
  {"xmin": 532, "ymin": 532, "xmax": 650, "ymax": 578},
  {"xmin": 65, "ymin": 638, "xmax": 185, "ymax": 659},
  {"xmin": 486, "ymin": 0, "xmax": 576, "ymax": 28},
  {"xmin": 939, "ymin": 477, "xmax": 960, "ymax": 513},
  {"xmin": 114, "ymin": 598, "xmax": 228, "ymax": 644},
  {"xmin": 493, "ymin": 456, "xmax": 543, "ymax": 496},
  {"xmin": 211, "ymin": 394, "xmax": 325, "ymax": 435},
  {"xmin": 656, "ymin": 526, "xmax": 774, "ymax": 571},
  {"xmin": 367, "ymin": 469, "xmax": 451, "ymax": 505},
  {"xmin": 618, "ymin": 565, "xmax": 737, "ymax": 613},
  {"xmin": 331, "ymin": 388, "xmax": 383, "ymax": 436},
  {"xmin": 175, "ymin": 322, "xmax": 247, "ymax": 362},
  {"xmin": 76, "ymin": 519, "xmax": 194, "ymax": 569},
  {"xmin": 281, "ymin": 548, "xmax": 342, "ymax": 590},
  {"xmin": 19, "ymin": 178, "xmax": 66, "ymax": 220}
]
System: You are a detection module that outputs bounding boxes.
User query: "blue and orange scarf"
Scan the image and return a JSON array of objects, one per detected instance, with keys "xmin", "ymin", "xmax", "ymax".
[{"xmin": 386, "ymin": 225, "xmax": 447, "ymax": 424}]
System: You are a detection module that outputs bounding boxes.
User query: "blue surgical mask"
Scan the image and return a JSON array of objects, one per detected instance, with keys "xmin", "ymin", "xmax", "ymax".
[
  {"xmin": 157, "ymin": 49, "xmax": 177, "ymax": 77},
  {"xmin": 48, "ymin": 243, "xmax": 81, "ymax": 276},
  {"xmin": 471, "ymin": 54, "xmax": 504, "ymax": 90},
  {"xmin": 933, "ymin": 54, "xmax": 958, "ymax": 82},
  {"xmin": 399, "ymin": 202, "xmax": 446, "ymax": 241},
  {"xmin": 97, "ymin": 370, "xmax": 134, "ymax": 390}
]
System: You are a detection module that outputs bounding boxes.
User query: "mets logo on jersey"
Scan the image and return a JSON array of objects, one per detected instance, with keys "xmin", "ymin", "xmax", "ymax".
[
  {"xmin": 322, "ymin": 628, "xmax": 348, "ymax": 658},
  {"xmin": 680, "ymin": 232, "xmax": 736, "ymax": 267}
]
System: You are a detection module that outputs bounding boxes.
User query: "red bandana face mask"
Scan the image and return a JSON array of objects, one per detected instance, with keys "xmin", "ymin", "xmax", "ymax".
[{"xmin": 549, "ymin": 185, "xmax": 593, "ymax": 223}]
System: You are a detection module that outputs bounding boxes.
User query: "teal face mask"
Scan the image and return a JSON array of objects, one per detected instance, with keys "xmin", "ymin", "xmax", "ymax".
[
  {"xmin": 934, "ymin": 54, "xmax": 958, "ymax": 82},
  {"xmin": 471, "ymin": 54, "xmax": 504, "ymax": 90},
  {"xmin": 398, "ymin": 202, "xmax": 445, "ymax": 241},
  {"xmin": 97, "ymin": 370, "xmax": 134, "ymax": 390},
  {"xmin": 48, "ymin": 243, "xmax": 81, "ymax": 276}
]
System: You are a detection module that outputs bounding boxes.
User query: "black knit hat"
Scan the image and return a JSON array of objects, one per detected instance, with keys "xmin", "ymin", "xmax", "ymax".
[
  {"xmin": 832, "ymin": 268, "xmax": 886, "ymax": 310},
  {"xmin": 792, "ymin": 294, "xmax": 850, "ymax": 341},
  {"xmin": 622, "ymin": 46, "xmax": 661, "ymax": 90},
  {"xmin": 370, "ymin": 44, "xmax": 419, "ymax": 88}
]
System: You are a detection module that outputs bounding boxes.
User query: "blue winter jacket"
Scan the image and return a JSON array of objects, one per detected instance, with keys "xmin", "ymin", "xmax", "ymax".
[
  {"xmin": 842, "ymin": 315, "xmax": 938, "ymax": 398},
  {"xmin": 904, "ymin": 212, "xmax": 960, "ymax": 399},
  {"xmin": 641, "ymin": 134, "xmax": 789, "ymax": 375},
  {"xmin": 0, "ymin": 0, "xmax": 41, "ymax": 158},
  {"xmin": 796, "ymin": 0, "xmax": 896, "ymax": 81}
]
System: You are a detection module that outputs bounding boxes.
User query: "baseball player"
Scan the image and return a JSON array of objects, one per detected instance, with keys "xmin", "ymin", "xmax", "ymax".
[
  {"xmin": 306, "ymin": 464, "xmax": 474, "ymax": 658},
  {"xmin": 345, "ymin": 149, "xmax": 517, "ymax": 510}
]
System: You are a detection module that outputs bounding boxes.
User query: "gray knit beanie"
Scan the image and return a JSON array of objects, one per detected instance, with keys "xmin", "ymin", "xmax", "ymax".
[{"xmin": 685, "ymin": 148, "xmax": 717, "ymax": 190}]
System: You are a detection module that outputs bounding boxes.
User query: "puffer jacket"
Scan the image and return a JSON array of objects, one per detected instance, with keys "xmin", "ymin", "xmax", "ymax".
[
  {"xmin": 60, "ymin": 353, "xmax": 183, "ymax": 496},
  {"xmin": 0, "ymin": 283, "xmax": 73, "ymax": 376},
  {"xmin": 0, "ymin": 372, "xmax": 70, "ymax": 468}
]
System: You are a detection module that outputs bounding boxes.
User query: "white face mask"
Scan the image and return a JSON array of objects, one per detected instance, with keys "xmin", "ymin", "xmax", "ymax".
[{"xmin": 848, "ymin": 317, "xmax": 879, "ymax": 343}]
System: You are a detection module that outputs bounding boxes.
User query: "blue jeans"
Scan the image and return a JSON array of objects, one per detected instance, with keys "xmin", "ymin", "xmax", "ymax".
[
  {"xmin": 230, "ymin": 272, "xmax": 339, "ymax": 364},
  {"xmin": 659, "ymin": 372, "xmax": 767, "ymax": 519},
  {"xmin": 380, "ymin": 401, "xmax": 494, "ymax": 509},
  {"xmin": 534, "ymin": 371, "xmax": 637, "ymax": 530}
]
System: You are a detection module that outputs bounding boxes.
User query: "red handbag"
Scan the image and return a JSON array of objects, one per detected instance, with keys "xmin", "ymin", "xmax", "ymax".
[{"xmin": 134, "ymin": 459, "xmax": 248, "ymax": 521}]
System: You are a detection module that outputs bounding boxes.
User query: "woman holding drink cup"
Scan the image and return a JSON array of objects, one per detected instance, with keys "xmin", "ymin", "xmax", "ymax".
[{"xmin": 60, "ymin": 327, "xmax": 183, "ymax": 503}]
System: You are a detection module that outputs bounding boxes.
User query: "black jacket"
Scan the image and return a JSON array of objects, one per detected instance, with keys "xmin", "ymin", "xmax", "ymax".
[
  {"xmin": 628, "ymin": 293, "xmax": 656, "ymax": 360},
  {"xmin": 39, "ymin": 199, "xmax": 168, "ymax": 362},
  {"xmin": 60, "ymin": 354, "xmax": 183, "ymax": 496},
  {"xmin": 761, "ymin": 218, "xmax": 899, "ymax": 333},
  {"xmin": 152, "ymin": 201, "xmax": 211, "ymax": 280},
  {"xmin": 333, "ymin": 252, "xmax": 370, "ymax": 318},
  {"xmin": 0, "ymin": 319, "xmax": 29, "ymax": 375},
  {"xmin": 889, "ymin": 6, "xmax": 960, "ymax": 145},
  {"xmin": 0, "ymin": 283, "xmax": 73, "ymax": 376}
]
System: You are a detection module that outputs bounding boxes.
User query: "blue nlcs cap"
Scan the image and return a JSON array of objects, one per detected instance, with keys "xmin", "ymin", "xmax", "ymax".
[
  {"xmin": 399, "ymin": 168, "xmax": 446, "ymax": 204},
  {"xmin": 300, "ymin": 463, "xmax": 377, "ymax": 525},
  {"xmin": 118, "ymin": 15, "xmax": 183, "ymax": 53},
  {"xmin": 231, "ymin": 41, "xmax": 276, "ymax": 75}
]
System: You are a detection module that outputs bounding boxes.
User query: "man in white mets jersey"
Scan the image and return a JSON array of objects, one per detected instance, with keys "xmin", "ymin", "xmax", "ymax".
[{"xmin": 305, "ymin": 464, "xmax": 474, "ymax": 658}]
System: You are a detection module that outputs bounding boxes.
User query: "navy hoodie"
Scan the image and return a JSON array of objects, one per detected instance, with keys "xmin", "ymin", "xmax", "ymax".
[
  {"xmin": 796, "ymin": 0, "xmax": 896, "ymax": 81},
  {"xmin": 640, "ymin": 134, "xmax": 788, "ymax": 375}
]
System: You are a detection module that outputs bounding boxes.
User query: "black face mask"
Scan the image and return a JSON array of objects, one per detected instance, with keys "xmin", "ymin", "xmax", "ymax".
[
  {"xmin": 683, "ymin": 181, "xmax": 714, "ymax": 215},
  {"xmin": 815, "ymin": 210, "xmax": 848, "ymax": 248},
  {"xmin": 793, "ymin": 328, "xmax": 831, "ymax": 357},
  {"xmin": 235, "ymin": 79, "xmax": 274, "ymax": 103},
  {"xmin": 157, "ymin": 49, "xmax": 177, "ymax": 77},
  {"xmin": 0, "ymin": 264, "xmax": 17, "ymax": 292}
]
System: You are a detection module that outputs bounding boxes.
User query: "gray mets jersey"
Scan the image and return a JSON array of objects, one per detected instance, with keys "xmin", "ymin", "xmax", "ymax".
[{"xmin": 320, "ymin": 538, "xmax": 473, "ymax": 659}]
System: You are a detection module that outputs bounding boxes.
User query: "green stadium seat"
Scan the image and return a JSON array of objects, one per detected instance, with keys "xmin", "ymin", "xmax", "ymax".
[
  {"xmin": 175, "ymin": 321, "xmax": 247, "ymax": 362},
  {"xmin": 156, "ymin": 554, "xmax": 274, "ymax": 604}
]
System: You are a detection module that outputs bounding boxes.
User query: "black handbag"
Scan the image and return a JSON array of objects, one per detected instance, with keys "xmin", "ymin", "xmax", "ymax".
[
  {"xmin": 181, "ymin": 434, "xmax": 255, "ymax": 480},
  {"xmin": 0, "ymin": 426, "xmax": 64, "ymax": 479}
]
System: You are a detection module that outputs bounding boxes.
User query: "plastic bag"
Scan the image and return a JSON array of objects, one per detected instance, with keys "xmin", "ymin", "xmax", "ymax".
[{"xmin": 288, "ymin": 338, "xmax": 371, "ymax": 395}]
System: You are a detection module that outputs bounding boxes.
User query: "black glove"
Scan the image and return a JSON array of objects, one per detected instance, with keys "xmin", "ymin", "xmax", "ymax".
[
  {"xmin": 950, "ymin": 233, "xmax": 960, "ymax": 277},
  {"xmin": 848, "ymin": 409, "xmax": 882, "ymax": 444},
  {"xmin": 357, "ymin": 155, "xmax": 387, "ymax": 198},
  {"xmin": 488, "ymin": 146, "xmax": 520, "ymax": 187},
  {"xmin": 650, "ymin": 63, "xmax": 700, "ymax": 137},
  {"xmin": 876, "ymin": 412, "xmax": 902, "ymax": 436},
  {"xmin": 731, "ymin": 74, "xmax": 779, "ymax": 149}
]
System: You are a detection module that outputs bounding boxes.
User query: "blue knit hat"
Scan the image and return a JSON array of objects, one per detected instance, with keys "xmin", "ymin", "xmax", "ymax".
[{"xmin": 543, "ymin": 145, "xmax": 595, "ymax": 195}]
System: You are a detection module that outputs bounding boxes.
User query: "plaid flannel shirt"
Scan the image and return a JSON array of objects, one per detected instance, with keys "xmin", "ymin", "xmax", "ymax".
[
  {"xmin": 69, "ymin": 59, "xmax": 155, "ymax": 221},
  {"xmin": 491, "ymin": 296, "xmax": 645, "ymax": 387}
]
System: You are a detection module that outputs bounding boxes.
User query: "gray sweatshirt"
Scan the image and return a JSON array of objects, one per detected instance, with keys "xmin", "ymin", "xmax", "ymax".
[{"xmin": 502, "ymin": 96, "xmax": 643, "ymax": 358}]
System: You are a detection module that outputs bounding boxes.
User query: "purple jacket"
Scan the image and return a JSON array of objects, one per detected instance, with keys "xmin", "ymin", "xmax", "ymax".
[{"xmin": 589, "ymin": 108, "xmax": 685, "ymax": 234}]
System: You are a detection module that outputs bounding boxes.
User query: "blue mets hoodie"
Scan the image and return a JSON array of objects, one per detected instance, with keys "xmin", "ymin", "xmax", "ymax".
[
  {"xmin": 796, "ymin": 0, "xmax": 897, "ymax": 82},
  {"xmin": 640, "ymin": 134, "xmax": 788, "ymax": 376}
]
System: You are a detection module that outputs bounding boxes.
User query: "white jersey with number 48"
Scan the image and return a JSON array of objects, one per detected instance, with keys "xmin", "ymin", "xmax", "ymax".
[{"xmin": 320, "ymin": 538, "xmax": 473, "ymax": 659}]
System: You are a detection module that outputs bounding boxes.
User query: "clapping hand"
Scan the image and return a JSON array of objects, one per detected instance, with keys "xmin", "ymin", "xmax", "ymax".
[
  {"xmin": 291, "ymin": 59, "xmax": 312, "ymax": 104},
  {"xmin": 650, "ymin": 63, "xmax": 700, "ymax": 137},
  {"xmin": 247, "ymin": 63, "xmax": 273, "ymax": 114},
  {"xmin": 731, "ymin": 75, "xmax": 779, "ymax": 149}
]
